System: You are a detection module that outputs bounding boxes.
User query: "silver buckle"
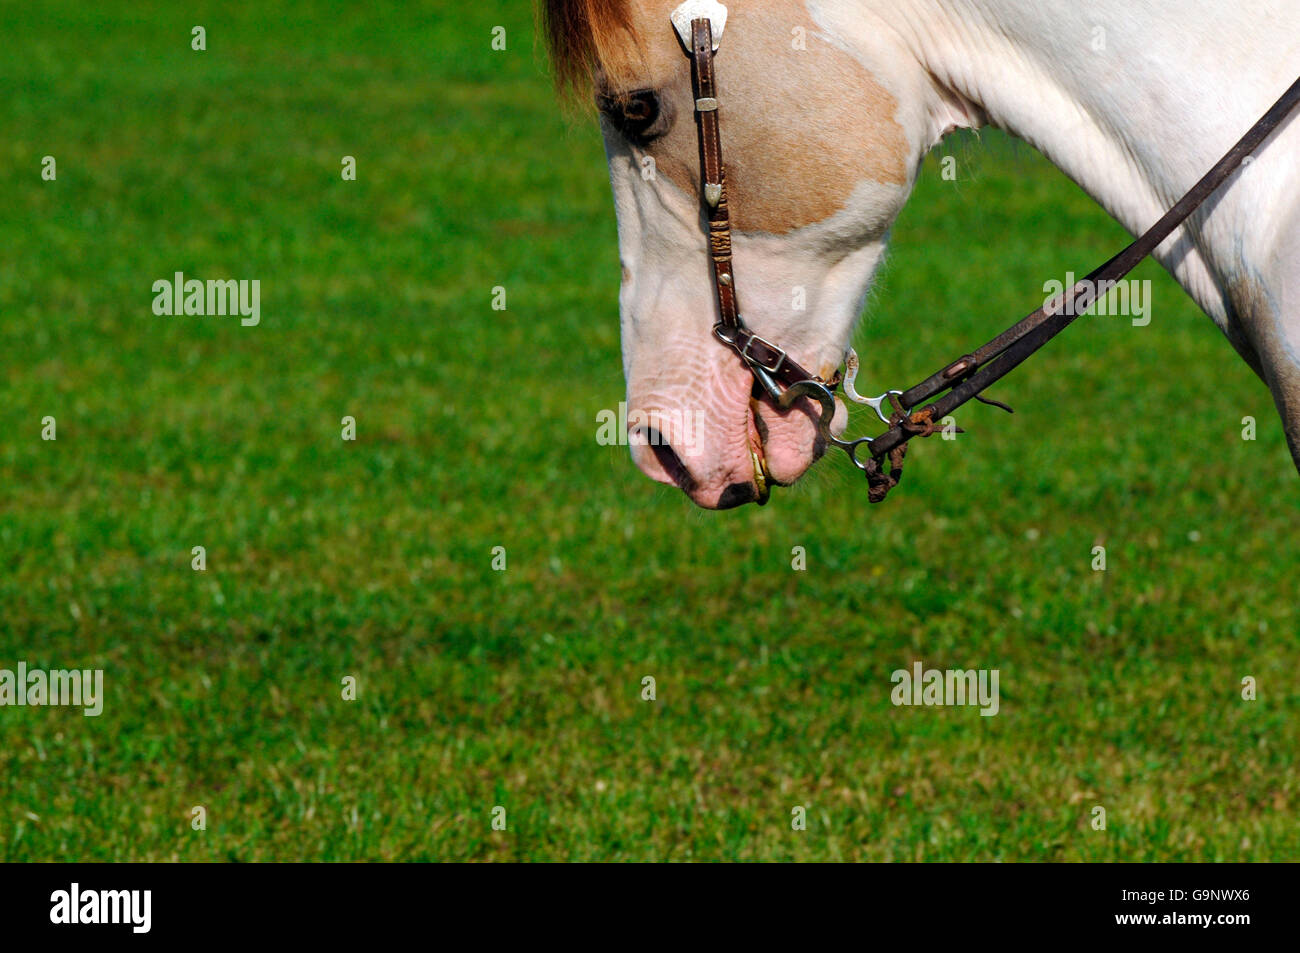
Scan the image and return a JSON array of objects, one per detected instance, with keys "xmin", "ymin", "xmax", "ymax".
[{"xmin": 740, "ymin": 333, "xmax": 786, "ymax": 374}]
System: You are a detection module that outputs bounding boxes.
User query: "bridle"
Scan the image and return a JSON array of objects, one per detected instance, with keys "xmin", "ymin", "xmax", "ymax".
[{"xmin": 669, "ymin": 0, "xmax": 1300, "ymax": 503}]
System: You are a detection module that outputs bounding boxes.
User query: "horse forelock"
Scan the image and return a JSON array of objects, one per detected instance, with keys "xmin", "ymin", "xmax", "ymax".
[{"xmin": 543, "ymin": 0, "xmax": 643, "ymax": 96}]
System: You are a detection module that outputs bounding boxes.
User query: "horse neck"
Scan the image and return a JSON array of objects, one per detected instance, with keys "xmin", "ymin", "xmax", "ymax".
[
  {"xmin": 838, "ymin": 0, "xmax": 1299, "ymax": 313},
  {"xmin": 826, "ymin": 0, "xmax": 1294, "ymax": 319}
]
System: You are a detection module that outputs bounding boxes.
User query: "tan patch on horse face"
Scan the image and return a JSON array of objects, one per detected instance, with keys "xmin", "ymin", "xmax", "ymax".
[{"xmin": 606, "ymin": 0, "xmax": 909, "ymax": 234}]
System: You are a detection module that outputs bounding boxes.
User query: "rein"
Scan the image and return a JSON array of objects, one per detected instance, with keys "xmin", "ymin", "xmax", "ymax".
[{"xmin": 670, "ymin": 0, "xmax": 1300, "ymax": 503}]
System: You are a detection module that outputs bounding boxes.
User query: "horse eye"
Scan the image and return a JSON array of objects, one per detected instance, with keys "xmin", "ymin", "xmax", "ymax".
[{"xmin": 598, "ymin": 90, "xmax": 666, "ymax": 144}]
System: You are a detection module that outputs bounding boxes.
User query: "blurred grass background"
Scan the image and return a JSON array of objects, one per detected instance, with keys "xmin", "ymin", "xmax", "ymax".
[{"xmin": 0, "ymin": 0, "xmax": 1296, "ymax": 860}]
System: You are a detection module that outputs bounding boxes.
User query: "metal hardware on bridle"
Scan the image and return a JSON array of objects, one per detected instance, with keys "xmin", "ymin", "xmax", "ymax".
[{"xmin": 672, "ymin": 0, "xmax": 1300, "ymax": 503}]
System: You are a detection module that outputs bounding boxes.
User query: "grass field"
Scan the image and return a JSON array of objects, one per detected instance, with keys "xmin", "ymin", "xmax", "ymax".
[{"xmin": 2, "ymin": 0, "xmax": 1297, "ymax": 861}]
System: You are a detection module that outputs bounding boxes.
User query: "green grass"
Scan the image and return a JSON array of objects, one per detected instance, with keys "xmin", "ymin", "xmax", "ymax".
[{"xmin": 1, "ymin": 0, "xmax": 1297, "ymax": 861}]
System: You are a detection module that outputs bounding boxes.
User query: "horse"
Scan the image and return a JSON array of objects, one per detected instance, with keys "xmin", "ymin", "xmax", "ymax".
[{"xmin": 544, "ymin": 0, "xmax": 1300, "ymax": 508}]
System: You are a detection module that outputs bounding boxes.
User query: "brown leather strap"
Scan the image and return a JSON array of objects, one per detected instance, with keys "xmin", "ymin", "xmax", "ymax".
[
  {"xmin": 867, "ymin": 73, "xmax": 1300, "ymax": 461},
  {"xmin": 690, "ymin": 19, "xmax": 737, "ymax": 329},
  {"xmin": 679, "ymin": 6, "xmax": 1300, "ymax": 502},
  {"xmin": 688, "ymin": 18, "xmax": 821, "ymax": 392}
]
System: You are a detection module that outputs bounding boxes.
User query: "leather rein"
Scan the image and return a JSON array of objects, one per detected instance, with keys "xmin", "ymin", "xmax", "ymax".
[{"xmin": 670, "ymin": 0, "xmax": 1300, "ymax": 503}]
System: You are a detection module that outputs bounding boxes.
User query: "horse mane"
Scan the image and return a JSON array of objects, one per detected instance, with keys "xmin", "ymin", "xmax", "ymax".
[{"xmin": 542, "ymin": 0, "xmax": 640, "ymax": 96}]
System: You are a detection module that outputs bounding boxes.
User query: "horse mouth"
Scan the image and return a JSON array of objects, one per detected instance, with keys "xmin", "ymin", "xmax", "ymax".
[
  {"xmin": 748, "ymin": 396, "xmax": 775, "ymax": 505},
  {"xmin": 751, "ymin": 448, "xmax": 771, "ymax": 505},
  {"xmin": 747, "ymin": 386, "xmax": 836, "ymax": 505}
]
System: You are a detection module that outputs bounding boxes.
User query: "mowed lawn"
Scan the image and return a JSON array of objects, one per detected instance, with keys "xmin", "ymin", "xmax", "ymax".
[{"xmin": 1, "ymin": 0, "xmax": 1297, "ymax": 861}]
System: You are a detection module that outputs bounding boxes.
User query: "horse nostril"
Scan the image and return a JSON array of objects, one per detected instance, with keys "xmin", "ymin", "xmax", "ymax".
[{"xmin": 638, "ymin": 428, "xmax": 694, "ymax": 492}]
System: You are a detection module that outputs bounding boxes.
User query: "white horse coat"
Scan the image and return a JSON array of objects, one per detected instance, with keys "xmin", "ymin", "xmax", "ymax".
[{"xmin": 565, "ymin": 0, "xmax": 1300, "ymax": 506}]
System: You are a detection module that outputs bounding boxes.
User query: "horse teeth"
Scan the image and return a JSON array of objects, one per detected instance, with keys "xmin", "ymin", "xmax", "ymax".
[{"xmin": 751, "ymin": 450, "xmax": 770, "ymax": 504}]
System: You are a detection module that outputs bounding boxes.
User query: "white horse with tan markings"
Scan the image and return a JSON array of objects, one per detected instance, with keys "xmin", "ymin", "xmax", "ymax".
[{"xmin": 545, "ymin": 0, "xmax": 1300, "ymax": 508}]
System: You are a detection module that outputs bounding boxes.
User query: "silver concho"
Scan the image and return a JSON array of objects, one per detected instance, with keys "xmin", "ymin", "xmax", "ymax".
[{"xmin": 670, "ymin": 0, "xmax": 728, "ymax": 50}]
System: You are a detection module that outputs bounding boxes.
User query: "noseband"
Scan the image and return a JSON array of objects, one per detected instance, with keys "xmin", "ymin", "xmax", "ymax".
[{"xmin": 670, "ymin": 0, "xmax": 1300, "ymax": 503}]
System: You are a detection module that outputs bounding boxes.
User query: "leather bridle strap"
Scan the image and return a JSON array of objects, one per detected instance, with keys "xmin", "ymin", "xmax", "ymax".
[
  {"xmin": 868, "ymin": 73, "xmax": 1300, "ymax": 460},
  {"xmin": 676, "ymin": 0, "xmax": 1300, "ymax": 502},
  {"xmin": 687, "ymin": 18, "xmax": 823, "ymax": 397}
]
